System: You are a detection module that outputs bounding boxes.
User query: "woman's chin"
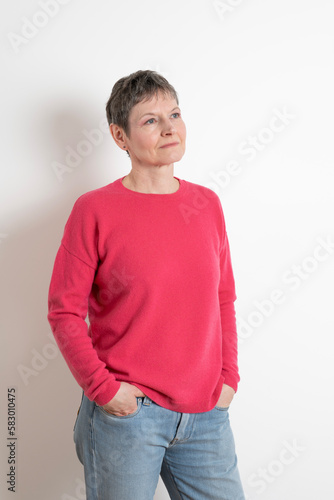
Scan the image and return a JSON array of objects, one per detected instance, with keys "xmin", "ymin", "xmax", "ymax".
[{"xmin": 159, "ymin": 150, "xmax": 185, "ymax": 164}]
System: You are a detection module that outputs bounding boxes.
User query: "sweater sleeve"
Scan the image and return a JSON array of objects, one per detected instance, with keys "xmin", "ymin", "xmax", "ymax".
[
  {"xmin": 217, "ymin": 202, "xmax": 240, "ymax": 393},
  {"xmin": 47, "ymin": 196, "xmax": 121, "ymax": 405}
]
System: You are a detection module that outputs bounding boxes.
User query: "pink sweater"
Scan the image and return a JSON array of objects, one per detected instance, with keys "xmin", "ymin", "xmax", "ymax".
[{"xmin": 47, "ymin": 176, "xmax": 240, "ymax": 413}]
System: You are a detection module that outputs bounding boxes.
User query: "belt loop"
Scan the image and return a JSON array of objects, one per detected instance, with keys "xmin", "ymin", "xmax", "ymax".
[{"xmin": 143, "ymin": 396, "xmax": 151, "ymax": 406}]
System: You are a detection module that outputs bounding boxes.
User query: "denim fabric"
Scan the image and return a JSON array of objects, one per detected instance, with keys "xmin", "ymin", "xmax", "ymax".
[{"xmin": 73, "ymin": 392, "xmax": 245, "ymax": 500}]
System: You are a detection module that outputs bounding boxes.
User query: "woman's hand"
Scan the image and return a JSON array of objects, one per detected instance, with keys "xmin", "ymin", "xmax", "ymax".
[
  {"xmin": 101, "ymin": 382, "xmax": 146, "ymax": 416},
  {"xmin": 216, "ymin": 384, "xmax": 235, "ymax": 408}
]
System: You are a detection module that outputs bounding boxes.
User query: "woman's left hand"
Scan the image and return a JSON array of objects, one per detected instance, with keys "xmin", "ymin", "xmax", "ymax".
[{"xmin": 216, "ymin": 384, "xmax": 235, "ymax": 408}]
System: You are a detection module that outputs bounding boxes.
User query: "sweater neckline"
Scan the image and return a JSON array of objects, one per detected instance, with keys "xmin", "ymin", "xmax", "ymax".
[{"xmin": 118, "ymin": 176, "xmax": 185, "ymax": 197}]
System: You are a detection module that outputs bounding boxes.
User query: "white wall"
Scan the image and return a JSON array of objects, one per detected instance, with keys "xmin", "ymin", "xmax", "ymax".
[{"xmin": 1, "ymin": 1, "xmax": 333, "ymax": 498}]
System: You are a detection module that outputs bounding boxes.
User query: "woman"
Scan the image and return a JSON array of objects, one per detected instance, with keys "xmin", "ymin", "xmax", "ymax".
[{"xmin": 47, "ymin": 69, "xmax": 245, "ymax": 500}]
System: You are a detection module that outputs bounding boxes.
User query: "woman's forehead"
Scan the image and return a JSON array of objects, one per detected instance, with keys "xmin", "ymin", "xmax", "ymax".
[{"xmin": 131, "ymin": 92, "xmax": 178, "ymax": 118}]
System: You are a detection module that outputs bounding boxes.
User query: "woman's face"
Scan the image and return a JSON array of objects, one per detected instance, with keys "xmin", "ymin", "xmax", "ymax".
[{"xmin": 118, "ymin": 91, "xmax": 186, "ymax": 168}]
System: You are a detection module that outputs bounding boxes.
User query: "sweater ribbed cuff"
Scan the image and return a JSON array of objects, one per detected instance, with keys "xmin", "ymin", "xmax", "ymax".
[
  {"xmin": 89, "ymin": 379, "xmax": 121, "ymax": 406},
  {"xmin": 222, "ymin": 372, "xmax": 240, "ymax": 394}
]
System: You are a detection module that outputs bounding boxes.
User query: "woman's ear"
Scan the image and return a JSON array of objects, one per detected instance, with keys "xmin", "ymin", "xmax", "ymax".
[{"xmin": 109, "ymin": 123, "xmax": 127, "ymax": 151}]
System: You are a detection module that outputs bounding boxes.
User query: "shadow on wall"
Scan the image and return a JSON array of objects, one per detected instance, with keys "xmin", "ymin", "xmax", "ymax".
[{"xmin": 1, "ymin": 100, "xmax": 127, "ymax": 500}]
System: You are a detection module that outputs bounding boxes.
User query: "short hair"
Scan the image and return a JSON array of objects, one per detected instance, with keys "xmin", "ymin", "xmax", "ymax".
[{"xmin": 105, "ymin": 69, "xmax": 179, "ymax": 140}]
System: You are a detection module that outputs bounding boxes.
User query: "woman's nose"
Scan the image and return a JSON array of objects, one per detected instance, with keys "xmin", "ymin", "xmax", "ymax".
[{"xmin": 162, "ymin": 120, "xmax": 176, "ymax": 135}]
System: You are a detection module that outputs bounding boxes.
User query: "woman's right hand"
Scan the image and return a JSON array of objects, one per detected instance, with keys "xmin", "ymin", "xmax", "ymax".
[{"xmin": 101, "ymin": 382, "xmax": 145, "ymax": 416}]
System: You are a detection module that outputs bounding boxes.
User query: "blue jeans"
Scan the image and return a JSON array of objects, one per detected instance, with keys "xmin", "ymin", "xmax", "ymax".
[{"xmin": 73, "ymin": 392, "xmax": 245, "ymax": 500}]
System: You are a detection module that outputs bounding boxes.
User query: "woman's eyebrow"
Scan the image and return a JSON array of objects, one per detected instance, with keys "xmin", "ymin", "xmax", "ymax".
[{"xmin": 139, "ymin": 106, "xmax": 180, "ymax": 120}]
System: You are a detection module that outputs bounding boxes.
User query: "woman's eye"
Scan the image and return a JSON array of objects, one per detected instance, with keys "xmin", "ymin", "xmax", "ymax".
[{"xmin": 145, "ymin": 113, "xmax": 180, "ymax": 124}]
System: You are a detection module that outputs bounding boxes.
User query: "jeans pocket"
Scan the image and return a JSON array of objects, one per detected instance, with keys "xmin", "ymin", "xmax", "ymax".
[
  {"xmin": 97, "ymin": 397, "xmax": 143, "ymax": 419},
  {"xmin": 214, "ymin": 405, "xmax": 229, "ymax": 411}
]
